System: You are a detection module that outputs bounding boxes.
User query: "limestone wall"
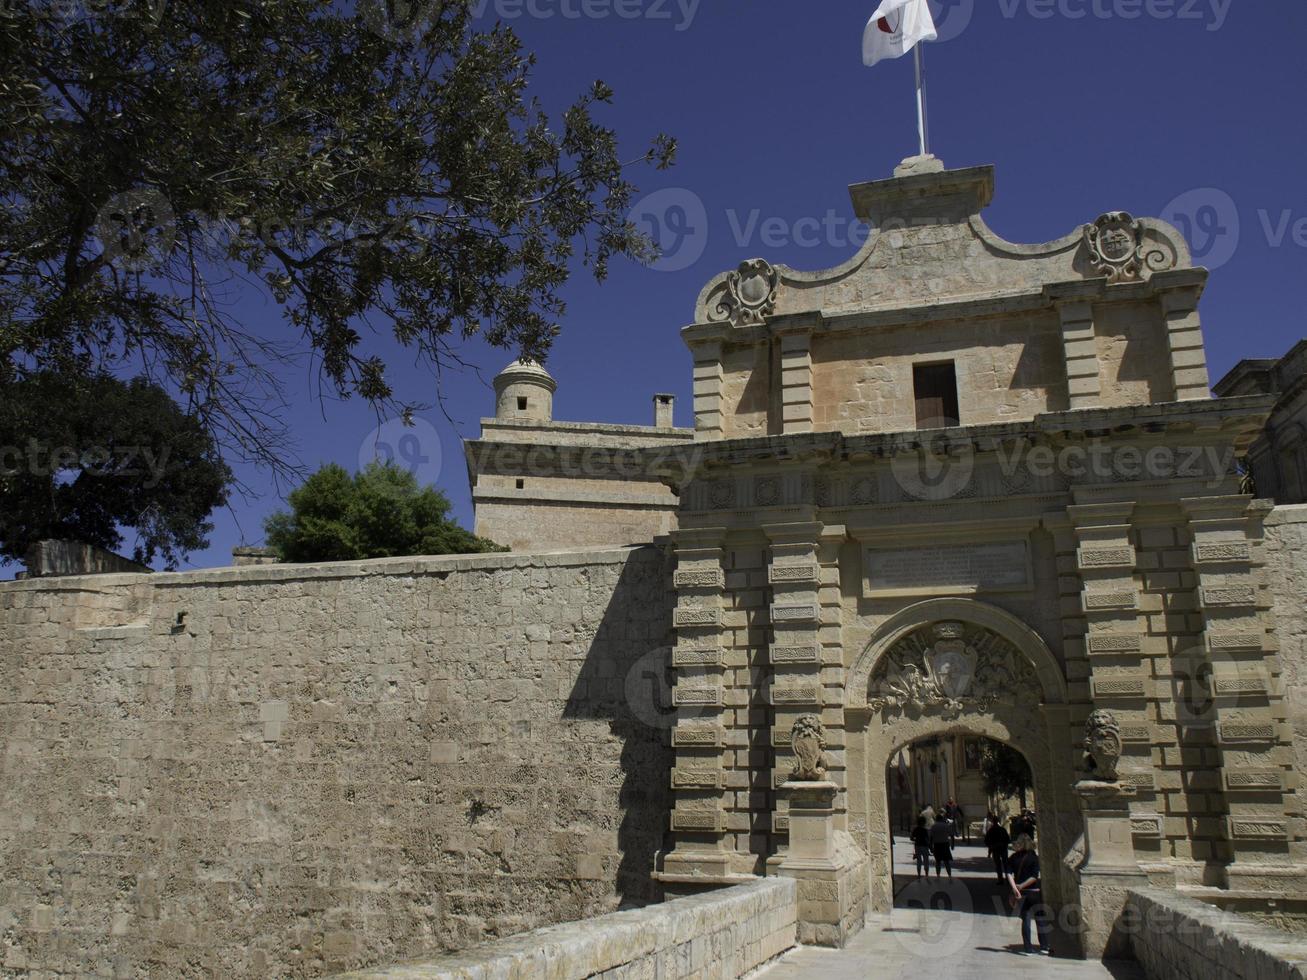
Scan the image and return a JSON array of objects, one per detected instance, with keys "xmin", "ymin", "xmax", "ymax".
[
  {"xmin": 1264, "ymin": 504, "xmax": 1307, "ymax": 782},
  {"xmin": 335, "ymin": 877, "xmax": 797, "ymax": 980},
  {"xmin": 0, "ymin": 547, "xmax": 675, "ymax": 977},
  {"xmin": 1125, "ymin": 888, "xmax": 1307, "ymax": 980}
]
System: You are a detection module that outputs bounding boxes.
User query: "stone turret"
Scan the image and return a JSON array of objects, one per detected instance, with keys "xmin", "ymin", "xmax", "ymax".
[{"xmin": 493, "ymin": 359, "xmax": 556, "ymax": 422}]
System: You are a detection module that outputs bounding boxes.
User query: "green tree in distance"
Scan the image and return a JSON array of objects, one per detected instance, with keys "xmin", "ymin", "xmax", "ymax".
[
  {"xmin": 1, "ymin": 0, "xmax": 675, "ymax": 472},
  {"xmin": 0, "ymin": 371, "xmax": 231, "ymax": 567},
  {"xmin": 264, "ymin": 460, "xmax": 501, "ymax": 562},
  {"xmin": 980, "ymin": 739, "xmax": 1034, "ymax": 810}
]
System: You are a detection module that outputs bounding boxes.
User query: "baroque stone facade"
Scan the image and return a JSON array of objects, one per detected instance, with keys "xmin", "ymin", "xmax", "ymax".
[{"xmin": 641, "ymin": 156, "xmax": 1306, "ymax": 955}]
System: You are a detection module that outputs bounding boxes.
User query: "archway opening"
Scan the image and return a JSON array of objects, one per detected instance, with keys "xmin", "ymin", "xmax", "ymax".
[{"xmin": 886, "ymin": 734, "xmax": 1040, "ymax": 917}]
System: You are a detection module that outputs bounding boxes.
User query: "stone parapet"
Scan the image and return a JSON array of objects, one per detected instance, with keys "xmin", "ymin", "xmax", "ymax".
[
  {"xmin": 332, "ymin": 877, "xmax": 797, "ymax": 980},
  {"xmin": 1125, "ymin": 887, "xmax": 1307, "ymax": 980}
]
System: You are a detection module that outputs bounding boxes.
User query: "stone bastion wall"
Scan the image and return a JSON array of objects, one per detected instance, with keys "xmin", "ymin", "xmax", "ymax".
[{"xmin": 0, "ymin": 546, "xmax": 675, "ymax": 978}]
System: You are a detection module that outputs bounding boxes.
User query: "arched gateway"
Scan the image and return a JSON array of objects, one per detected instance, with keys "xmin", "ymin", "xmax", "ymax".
[
  {"xmin": 645, "ymin": 156, "xmax": 1306, "ymax": 961},
  {"xmin": 845, "ymin": 599, "xmax": 1074, "ymax": 916}
]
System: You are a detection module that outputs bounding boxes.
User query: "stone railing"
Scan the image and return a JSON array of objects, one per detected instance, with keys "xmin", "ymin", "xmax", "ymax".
[
  {"xmin": 334, "ymin": 877, "xmax": 797, "ymax": 979},
  {"xmin": 1126, "ymin": 888, "xmax": 1307, "ymax": 980}
]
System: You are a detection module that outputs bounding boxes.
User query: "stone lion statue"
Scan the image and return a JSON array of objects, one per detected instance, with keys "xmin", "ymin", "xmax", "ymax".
[
  {"xmin": 1082, "ymin": 709, "xmax": 1122, "ymax": 782},
  {"xmin": 790, "ymin": 714, "xmax": 827, "ymax": 782}
]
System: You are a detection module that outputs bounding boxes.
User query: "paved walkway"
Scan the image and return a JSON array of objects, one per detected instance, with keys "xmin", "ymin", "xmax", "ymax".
[{"xmin": 754, "ymin": 837, "xmax": 1143, "ymax": 980}]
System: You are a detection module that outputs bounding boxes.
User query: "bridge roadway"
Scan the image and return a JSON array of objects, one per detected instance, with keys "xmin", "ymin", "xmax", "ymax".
[{"xmin": 752, "ymin": 836, "xmax": 1145, "ymax": 980}]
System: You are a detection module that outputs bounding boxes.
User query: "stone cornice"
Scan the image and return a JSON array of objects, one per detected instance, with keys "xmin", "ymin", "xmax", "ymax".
[
  {"xmin": 638, "ymin": 396, "xmax": 1274, "ymax": 480},
  {"xmin": 680, "ymin": 270, "xmax": 1210, "ymax": 348}
]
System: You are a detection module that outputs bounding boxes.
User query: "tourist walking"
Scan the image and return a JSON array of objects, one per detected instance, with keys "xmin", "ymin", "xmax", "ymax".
[
  {"xmin": 1006, "ymin": 835, "xmax": 1052, "ymax": 956},
  {"xmin": 984, "ymin": 812, "xmax": 1011, "ymax": 882},
  {"xmin": 929, "ymin": 812, "xmax": 953, "ymax": 879},
  {"xmin": 911, "ymin": 815, "xmax": 931, "ymax": 878}
]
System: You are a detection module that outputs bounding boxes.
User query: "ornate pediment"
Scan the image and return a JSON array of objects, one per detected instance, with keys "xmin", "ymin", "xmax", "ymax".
[{"xmin": 867, "ymin": 621, "xmax": 1042, "ymax": 718}]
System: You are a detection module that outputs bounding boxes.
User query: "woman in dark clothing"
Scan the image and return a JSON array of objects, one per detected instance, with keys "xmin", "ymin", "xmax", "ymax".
[
  {"xmin": 929, "ymin": 813, "xmax": 953, "ymax": 878},
  {"xmin": 910, "ymin": 815, "xmax": 931, "ymax": 878},
  {"xmin": 984, "ymin": 814, "xmax": 1011, "ymax": 882},
  {"xmin": 1006, "ymin": 834, "xmax": 1052, "ymax": 956}
]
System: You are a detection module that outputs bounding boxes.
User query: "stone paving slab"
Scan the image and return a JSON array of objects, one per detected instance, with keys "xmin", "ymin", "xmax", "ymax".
[{"xmin": 753, "ymin": 837, "xmax": 1144, "ymax": 980}]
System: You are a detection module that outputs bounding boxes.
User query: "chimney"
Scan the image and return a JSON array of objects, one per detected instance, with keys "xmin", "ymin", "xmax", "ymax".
[{"xmin": 653, "ymin": 393, "xmax": 675, "ymax": 429}]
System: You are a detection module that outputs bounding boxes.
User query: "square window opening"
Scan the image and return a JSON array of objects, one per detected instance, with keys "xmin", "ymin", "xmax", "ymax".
[{"xmin": 913, "ymin": 362, "xmax": 960, "ymax": 429}]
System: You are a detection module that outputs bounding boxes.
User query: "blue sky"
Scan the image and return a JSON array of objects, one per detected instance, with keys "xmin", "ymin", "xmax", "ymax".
[{"xmin": 174, "ymin": 0, "xmax": 1307, "ymax": 571}]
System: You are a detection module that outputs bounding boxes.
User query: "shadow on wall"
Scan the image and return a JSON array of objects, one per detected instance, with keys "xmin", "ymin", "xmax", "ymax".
[{"xmin": 562, "ymin": 547, "xmax": 675, "ymax": 909}]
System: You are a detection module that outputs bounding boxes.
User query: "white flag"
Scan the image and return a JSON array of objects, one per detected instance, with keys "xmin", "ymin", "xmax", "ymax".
[{"xmin": 863, "ymin": 0, "xmax": 937, "ymax": 67}]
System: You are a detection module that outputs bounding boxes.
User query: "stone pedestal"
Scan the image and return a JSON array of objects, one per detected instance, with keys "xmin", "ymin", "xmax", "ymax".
[
  {"xmin": 776, "ymin": 781, "xmax": 868, "ymax": 948},
  {"xmin": 1075, "ymin": 779, "xmax": 1147, "ymax": 960}
]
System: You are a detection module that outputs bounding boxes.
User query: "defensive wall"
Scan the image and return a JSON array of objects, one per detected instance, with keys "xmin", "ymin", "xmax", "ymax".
[{"xmin": 0, "ymin": 546, "xmax": 673, "ymax": 977}]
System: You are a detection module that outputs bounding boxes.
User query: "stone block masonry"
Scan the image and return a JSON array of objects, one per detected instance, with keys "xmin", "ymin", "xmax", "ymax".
[
  {"xmin": 333, "ymin": 877, "xmax": 796, "ymax": 979},
  {"xmin": 1125, "ymin": 888, "xmax": 1307, "ymax": 980},
  {"xmin": 0, "ymin": 546, "xmax": 675, "ymax": 977}
]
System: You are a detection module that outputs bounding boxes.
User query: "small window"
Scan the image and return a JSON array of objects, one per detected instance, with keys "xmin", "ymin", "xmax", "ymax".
[
  {"xmin": 515, "ymin": 478, "xmax": 525, "ymax": 490},
  {"xmin": 517, "ymin": 396, "xmax": 528, "ymax": 411},
  {"xmin": 913, "ymin": 362, "xmax": 960, "ymax": 429}
]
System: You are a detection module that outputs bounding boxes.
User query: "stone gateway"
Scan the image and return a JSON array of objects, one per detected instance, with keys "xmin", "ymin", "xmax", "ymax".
[{"xmin": 2, "ymin": 156, "xmax": 1306, "ymax": 976}]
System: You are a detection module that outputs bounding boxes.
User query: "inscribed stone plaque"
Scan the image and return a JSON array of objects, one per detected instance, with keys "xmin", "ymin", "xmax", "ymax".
[
  {"xmin": 864, "ymin": 539, "xmax": 1030, "ymax": 595},
  {"xmin": 768, "ymin": 564, "xmax": 819, "ymax": 585},
  {"xmin": 674, "ymin": 568, "xmax": 724, "ymax": 590},
  {"xmin": 1088, "ymin": 633, "xmax": 1142, "ymax": 654},
  {"xmin": 770, "ymin": 603, "xmax": 819, "ymax": 623},
  {"xmin": 770, "ymin": 685, "xmax": 821, "ymax": 706},
  {"xmin": 671, "ymin": 811, "xmax": 723, "ymax": 832},
  {"xmin": 672, "ymin": 768, "xmax": 723, "ymax": 789},
  {"xmin": 1218, "ymin": 721, "xmax": 1276, "ymax": 743},
  {"xmin": 1193, "ymin": 542, "xmax": 1251, "ymax": 564},
  {"xmin": 672, "ymin": 726, "xmax": 722, "ymax": 748},
  {"xmin": 1226, "ymin": 817, "xmax": 1286, "ymax": 840},
  {"xmin": 672, "ymin": 647, "xmax": 723, "ymax": 668},
  {"xmin": 672, "ymin": 686, "xmax": 722, "ymax": 707},
  {"xmin": 1131, "ymin": 814, "xmax": 1163, "ymax": 838},
  {"xmin": 674, "ymin": 607, "xmax": 719, "ymax": 628},
  {"xmin": 771, "ymin": 645, "xmax": 820, "ymax": 665},
  {"xmin": 1223, "ymin": 769, "xmax": 1282, "ymax": 791}
]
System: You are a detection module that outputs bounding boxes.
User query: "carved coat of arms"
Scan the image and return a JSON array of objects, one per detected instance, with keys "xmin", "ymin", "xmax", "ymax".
[{"xmin": 867, "ymin": 622, "xmax": 1040, "ymax": 718}]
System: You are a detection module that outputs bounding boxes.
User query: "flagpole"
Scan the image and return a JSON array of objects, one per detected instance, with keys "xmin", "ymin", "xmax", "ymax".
[{"xmin": 914, "ymin": 43, "xmax": 930, "ymax": 157}]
